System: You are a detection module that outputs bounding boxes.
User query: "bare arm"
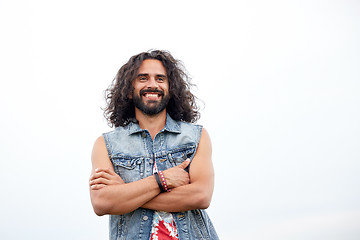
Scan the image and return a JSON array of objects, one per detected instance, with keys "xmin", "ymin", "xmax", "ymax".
[
  {"xmin": 89, "ymin": 136, "xmax": 161, "ymax": 215},
  {"xmin": 141, "ymin": 128, "xmax": 215, "ymax": 212},
  {"xmin": 89, "ymin": 136, "xmax": 190, "ymax": 216}
]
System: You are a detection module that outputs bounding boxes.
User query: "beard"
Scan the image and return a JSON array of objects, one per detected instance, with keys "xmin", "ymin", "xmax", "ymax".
[{"xmin": 133, "ymin": 89, "xmax": 170, "ymax": 115}]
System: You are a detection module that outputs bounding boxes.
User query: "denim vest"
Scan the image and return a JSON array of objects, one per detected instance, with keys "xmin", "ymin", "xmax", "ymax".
[{"xmin": 103, "ymin": 114, "xmax": 219, "ymax": 240}]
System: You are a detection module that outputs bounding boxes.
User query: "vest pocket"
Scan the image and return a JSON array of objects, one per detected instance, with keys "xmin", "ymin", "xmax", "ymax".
[
  {"xmin": 168, "ymin": 144, "xmax": 196, "ymax": 167},
  {"xmin": 111, "ymin": 155, "xmax": 143, "ymax": 183}
]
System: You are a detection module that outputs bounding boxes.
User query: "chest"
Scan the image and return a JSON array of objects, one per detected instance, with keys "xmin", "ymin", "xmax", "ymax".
[{"xmin": 109, "ymin": 131, "xmax": 197, "ymax": 183}]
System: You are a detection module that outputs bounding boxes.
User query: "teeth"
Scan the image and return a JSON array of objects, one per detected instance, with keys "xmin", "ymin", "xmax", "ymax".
[{"xmin": 145, "ymin": 93, "xmax": 159, "ymax": 97}]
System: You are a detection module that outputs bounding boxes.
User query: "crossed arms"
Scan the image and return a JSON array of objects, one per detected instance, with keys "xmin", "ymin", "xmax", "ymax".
[{"xmin": 89, "ymin": 128, "xmax": 215, "ymax": 216}]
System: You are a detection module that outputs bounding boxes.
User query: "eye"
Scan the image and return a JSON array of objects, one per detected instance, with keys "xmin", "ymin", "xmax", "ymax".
[
  {"xmin": 138, "ymin": 76, "xmax": 147, "ymax": 82},
  {"xmin": 157, "ymin": 76, "xmax": 166, "ymax": 82}
]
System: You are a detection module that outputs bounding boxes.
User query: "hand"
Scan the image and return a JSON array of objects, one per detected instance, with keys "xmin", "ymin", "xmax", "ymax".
[
  {"xmin": 89, "ymin": 168, "xmax": 125, "ymax": 190},
  {"xmin": 162, "ymin": 159, "xmax": 191, "ymax": 189}
]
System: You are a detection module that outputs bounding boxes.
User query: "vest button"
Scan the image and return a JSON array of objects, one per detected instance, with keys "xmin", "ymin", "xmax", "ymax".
[
  {"xmin": 149, "ymin": 159, "xmax": 153, "ymax": 164},
  {"xmin": 143, "ymin": 216, "xmax": 149, "ymax": 221}
]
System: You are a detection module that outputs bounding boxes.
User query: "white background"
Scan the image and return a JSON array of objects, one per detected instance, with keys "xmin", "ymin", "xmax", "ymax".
[{"xmin": 0, "ymin": 0, "xmax": 359, "ymax": 239}]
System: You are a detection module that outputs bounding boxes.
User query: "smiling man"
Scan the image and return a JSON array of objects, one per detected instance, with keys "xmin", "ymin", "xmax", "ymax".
[
  {"xmin": 132, "ymin": 59, "xmax": 170, "ymax": 117},
  {"xmin": 89, "ymin": 50, "xmax": 219, "ymax": 240}
]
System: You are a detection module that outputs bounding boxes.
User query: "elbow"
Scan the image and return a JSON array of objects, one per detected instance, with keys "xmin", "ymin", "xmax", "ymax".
[
  {"xmin": 94, "ymin": 208, "xmax": 106, "ymax": 216},
  {"xmin": 198, "ymin": 195, "xmax": 211, "ymax": 209},
  {"xmin": 92, "ymin": 203, "xmax": 129, "ymax": 216},
  {"xmin": 92, "ymin": 201, "xmax": 109, "ymax": 216},
  {"xmin": 194, "ymin": 191, "xmax": 212, "ymax": 209},
  {"xmin": 90, "ymin": 190, "xmax": 111, "ymax": 216},
  {"xmin": 90, "ymin": 190, "xmax": 132, "ymax": 216}
]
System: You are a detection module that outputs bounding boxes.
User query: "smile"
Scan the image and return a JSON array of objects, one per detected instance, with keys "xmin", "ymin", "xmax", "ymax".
[
  {"xmin": 143, "ymin": 93, "xmax": 161, "ymax": 98},
  {"xmin": 140, "ymin": 89, "xmax": 164, "ymax": 101},
  {"xmin": 142, "ymin": 92, "xmax": 163, "ymax": 102}
]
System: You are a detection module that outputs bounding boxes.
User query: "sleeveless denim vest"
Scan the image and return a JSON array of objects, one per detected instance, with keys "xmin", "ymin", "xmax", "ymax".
[{"xmin": 103, "ymin": 114, "xmax": 219, "ymax": 240}]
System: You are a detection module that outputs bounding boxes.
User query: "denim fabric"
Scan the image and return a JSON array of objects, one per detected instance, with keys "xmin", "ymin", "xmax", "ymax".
[{"xmin": 103, "ymin": 114, "xmax": 219, "ymax": 240}]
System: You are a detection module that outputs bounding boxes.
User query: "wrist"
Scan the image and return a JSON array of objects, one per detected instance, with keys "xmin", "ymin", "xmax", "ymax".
[
  {"xmin": 154, "ymin": 172, "xmax": 165, "ymax": 192},
  {"xmin": 158, "ymin": 171, "xmax": 171, "ymax": 192}
]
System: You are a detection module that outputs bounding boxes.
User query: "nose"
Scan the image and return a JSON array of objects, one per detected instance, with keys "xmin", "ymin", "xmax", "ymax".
[{"xmin": 147, "ymin": 77, "xmax": 159, "ymax": 89}]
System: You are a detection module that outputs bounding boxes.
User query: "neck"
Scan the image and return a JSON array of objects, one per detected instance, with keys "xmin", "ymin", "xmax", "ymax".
[{"xmin": 135, "ymin": 108, "xmax": 167, "ymax": 139}]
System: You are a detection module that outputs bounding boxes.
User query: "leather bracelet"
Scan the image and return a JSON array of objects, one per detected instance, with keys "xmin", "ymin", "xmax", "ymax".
[
  {"xmin": 154, "ymin": 172, "xmax": 165, "ymax": 192},
  {"xmin": 158, "ymin": 170, "xmax": 170, "ymax": 192}
]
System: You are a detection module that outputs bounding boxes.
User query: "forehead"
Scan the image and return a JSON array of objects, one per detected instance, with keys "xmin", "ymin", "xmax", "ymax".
[{"xmin": 138, "ymin": 59, "xmax": 167, "ymax": 75}]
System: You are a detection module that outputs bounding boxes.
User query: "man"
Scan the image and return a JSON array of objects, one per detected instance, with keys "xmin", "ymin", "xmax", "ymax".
[{"xmin": 89, "ymin": 50, "xmax": 218, "ymax": 240}]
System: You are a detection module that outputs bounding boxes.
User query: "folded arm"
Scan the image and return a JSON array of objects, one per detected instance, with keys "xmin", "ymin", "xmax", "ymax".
[
  {"xmin": 89, "ymin": 136, "xmax": 191, "ymax": 216},
  {"xmin": 89, "ymin": 136, "xmax": 161, "ymax": 215},
  {"xmin": 141, "ymin": 128, "xmax": 215, "ymax": 212}
]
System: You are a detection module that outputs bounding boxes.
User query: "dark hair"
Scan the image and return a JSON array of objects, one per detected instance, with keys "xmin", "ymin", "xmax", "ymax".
[{"xmin": 104, "ymin": 50, "xmax": 200, "ymax": 127}]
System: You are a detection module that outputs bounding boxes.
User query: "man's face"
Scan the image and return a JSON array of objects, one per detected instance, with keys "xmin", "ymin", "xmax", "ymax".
[{"xmin": 132, "ymin": 59, "xmax": 170, "ymax": 115}]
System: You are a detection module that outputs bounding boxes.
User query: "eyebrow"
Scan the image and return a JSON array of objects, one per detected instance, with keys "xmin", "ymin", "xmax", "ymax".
[{"xmin": 137, "ymin": 73, "xmax": 167, "ymax": 78}]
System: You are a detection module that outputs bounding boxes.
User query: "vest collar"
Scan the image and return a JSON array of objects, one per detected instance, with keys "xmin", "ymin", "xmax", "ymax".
[{"xmin": 127, "ymin": 113, "xmax": 181, "ymax": 135}]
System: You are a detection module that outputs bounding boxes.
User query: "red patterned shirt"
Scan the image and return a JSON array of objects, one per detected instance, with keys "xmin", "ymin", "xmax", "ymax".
[{"xmin": 150, "ymin": 163, "xmax": 179, "ymax": 240}]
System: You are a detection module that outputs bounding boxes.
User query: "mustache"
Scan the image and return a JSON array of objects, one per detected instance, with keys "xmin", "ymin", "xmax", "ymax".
[{"xmin": 139, "ymin": 89, "xmax": 164, "ymax": 96}]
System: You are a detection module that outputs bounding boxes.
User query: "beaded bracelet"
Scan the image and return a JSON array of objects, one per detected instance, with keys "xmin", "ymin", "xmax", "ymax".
[
  {"xmin": 158, "ymin": 170, "xmax": 171, "ymax": 192},
  {"xmin": 154, "ymin": 172, "xmax": 165, "ymax": 192}
]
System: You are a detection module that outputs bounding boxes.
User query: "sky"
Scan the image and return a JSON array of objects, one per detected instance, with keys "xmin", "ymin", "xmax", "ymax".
[{"xmin": 0, "ymin": 0, "xmax": 359, "ymax": 239}]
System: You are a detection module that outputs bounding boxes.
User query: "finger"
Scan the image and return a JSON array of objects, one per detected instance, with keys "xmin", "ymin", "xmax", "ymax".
[
  {"xmin": 90, "ymin": 184, "xmax": 106, "ymax": 190},
  {"xmin": 95, "ymin": 168, "xmax": 117, "ymax": 175},
  {"xmin": 90, "ymin": 171, "xmax": 112, "ymax": 181},
  {"xmin": 178, "ymin": 158, "xmax": 191, "ymax": 169},
  {"xmin": 89, "ymin": 177, "xmax": 110, "ymax": 186}
]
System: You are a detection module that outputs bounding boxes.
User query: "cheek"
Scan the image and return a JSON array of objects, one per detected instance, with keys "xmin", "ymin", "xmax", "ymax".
[{"xmin": 164, "ymin": 82, "xmax": 170, "ymax": 93}]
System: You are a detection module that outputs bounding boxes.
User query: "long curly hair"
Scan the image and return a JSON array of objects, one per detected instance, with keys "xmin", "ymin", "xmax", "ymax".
[{"xmin": 104, "ymin": 50, "xmax": 200, "ymax": 127}]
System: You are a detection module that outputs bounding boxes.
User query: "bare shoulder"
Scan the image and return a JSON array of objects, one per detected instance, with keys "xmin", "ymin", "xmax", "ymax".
[
  {"xmin": 92, "ymin": 136, "xmax": 108, "ymax": 157},
  {"xmin": 93, "ymin": 135, "xmax": 106, "ymax": 148},
  {"xmin": 192, "ymin": 127, "xmax": 212, "ymax": 166},
  {"xmin": 189, "ymin": 127, "xmax": 214, "ymax": 184},
  {"xmin": 198, "ymin": 127, "xmax": 212, "ymax": 154},
  {"xmin": 201, "ymin": 127, "xmax": 211, "ymax": 140},
  {"xmin": 91, "ymin": 135, "xmax": 113, "ymax": 173}
]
